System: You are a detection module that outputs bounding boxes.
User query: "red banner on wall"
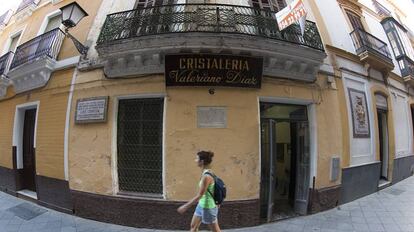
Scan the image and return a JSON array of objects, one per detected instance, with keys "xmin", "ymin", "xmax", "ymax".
[{"xmin": 276, "ymin": 0, "xmax": 307, "ymax": 31}]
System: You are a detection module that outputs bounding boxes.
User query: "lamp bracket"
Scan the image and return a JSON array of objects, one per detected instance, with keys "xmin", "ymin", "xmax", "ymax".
[{"xmin": 65, "ymin": 30, "xmax": 89, "ymax": 56}]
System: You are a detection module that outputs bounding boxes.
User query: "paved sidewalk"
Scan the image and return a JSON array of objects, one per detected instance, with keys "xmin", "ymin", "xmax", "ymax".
[{"xmin": 0, "ymin": 176, "xmax": 414, "ymax": 232}]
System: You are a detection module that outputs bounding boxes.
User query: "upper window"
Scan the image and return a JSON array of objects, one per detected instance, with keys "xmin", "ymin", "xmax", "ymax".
[
  {"xmin": 44, "ymin": 14, "xmax": 62, "ymax": 33},
  {"xmin": 8, "ymin": 33, "xmax": 21, "ymax": 52},
  {"xmin": 250, "ymin": 0, "xmax": 286, "ymax": 12},
  {"xmin": 346, "ymin": 10, "xmax": 364, "ymax": 31},
  {"xmin": 381, "ymin": 17, "xmax": 414, "ymax": 75},
  {"xmin": 16, "ymin": 0, "xmax": 39, "ymax": 13},
  {"xmin": 382, "ymin": 18, "xmax": 414, "ymax": 60},
  {"xmin": 372, "ymin": 0, "xmax": 391, "ymax": 17},
  {"xmin": 134, "ymin": 0, "xmax": 177, "ymax": 9}
]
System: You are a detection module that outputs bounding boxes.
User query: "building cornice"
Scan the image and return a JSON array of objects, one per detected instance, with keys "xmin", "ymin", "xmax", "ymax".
[{"xmin": 325, "ymin": 45, "xmax": 361, "ymax": 64}]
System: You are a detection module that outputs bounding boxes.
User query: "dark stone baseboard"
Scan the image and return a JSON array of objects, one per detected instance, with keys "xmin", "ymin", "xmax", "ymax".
[
  {"xmin": 0, "ymin": 147, "xmax": 24, "ymax": 196},
  {"xmin": 71, "ymin": 190, "xmax": 260, "ymax": 230},
  {"xmin": 0, "ymin": 146, "xmax": 73, "ymax": 213},
  {"xmin": 340, "ymin": 162, "xmax": 381, "ymax": 204},
  {"xmin": 309, "ymin": 185, "xmax": 341, "ymax": 213},
  {"xmin": 0, "ymin": 166, "xmax": 18, "ymax": 196},
  {"xmin": 392, "ymin": 155, "xmax": 414, "ymax": 184},
  {"xmin": 12, "ymin": 146, "xmax": 25, "ymax": 192},
  {"xmin": 0, "ymin": 166, "xmax": 73, "ymax": 213},
  {"xmin": 36, "ymin": 175, "xmax": 73, "ymax": 214}
]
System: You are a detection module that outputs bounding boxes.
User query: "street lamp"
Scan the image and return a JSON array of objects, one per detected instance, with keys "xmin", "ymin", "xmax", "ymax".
[{"xmin": 59, "ymin": 2, "xmax": 89, "ymax": 55}]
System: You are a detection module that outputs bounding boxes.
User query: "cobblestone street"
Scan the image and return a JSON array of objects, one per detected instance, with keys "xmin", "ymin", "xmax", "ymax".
[{"xmin": 0, "ymin": 176, "xmax": 413, "ymax": 232}]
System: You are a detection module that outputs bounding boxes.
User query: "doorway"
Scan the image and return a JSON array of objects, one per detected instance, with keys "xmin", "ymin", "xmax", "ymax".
[
  {"xmin": 260, "ymin": 103, "xmax": 310, "ymax": 222},
  {"xmin": 22, "ymin": 109, "xmax": 37, "ymax": 192},
  {"xmin": 377, "ymin": 109, "xmax": 389, "ymax": 180},
  {"xmin": 375, "ymin": 94, "xmax": 389, "ymax": 184}
]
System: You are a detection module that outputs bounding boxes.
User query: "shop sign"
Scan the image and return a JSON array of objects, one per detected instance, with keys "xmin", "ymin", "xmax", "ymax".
[
  {"xmin": 75, "ymin": 96, "xmax": 109, "ymax": 124},
  {"xmin": 165, "ymin": 54, "xmax": 262, "ymax": 88}
]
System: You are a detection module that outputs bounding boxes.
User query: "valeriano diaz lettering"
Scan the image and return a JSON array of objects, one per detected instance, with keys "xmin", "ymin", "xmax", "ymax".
[{"xmin": 165, "ymin": 54, "xmax": 262, "ymax": 88}]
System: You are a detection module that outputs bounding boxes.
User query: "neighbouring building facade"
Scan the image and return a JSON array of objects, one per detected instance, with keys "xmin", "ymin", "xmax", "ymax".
[
  {"xmin": 314, "ymin": 0, "xmax": 414, "ymax": 204},
  {"xmin": 0, "ymin": 0, "xmax": 413, "ymax": 230},
  {"xmin": 0, "ymin": 0, "xmax": 102, "ymax": 212}
]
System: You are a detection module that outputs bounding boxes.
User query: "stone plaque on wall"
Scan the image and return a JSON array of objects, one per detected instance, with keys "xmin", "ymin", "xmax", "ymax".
[
  {"xmin": 197, "ymin": 107, "xmax": 227, "ymax": 128},
  {"xmin": 75, "ymin": 96, "xmax": 109, "ymax": 124}
]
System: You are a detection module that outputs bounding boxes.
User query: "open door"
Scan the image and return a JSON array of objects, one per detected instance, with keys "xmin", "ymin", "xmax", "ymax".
[
  {"xmin": 377, "ymin": 110, "xmax": 389, "ymax": 180},
  {"xmin": 260, "ymin": 119, "xmax": 276, "ymax": 221},
  {"xmin": 375, "ymin": 94, "xmax": 389, "ymax": 183},
  {"xmin": 22, "ymin": 109, "xmax": 37, "ymax": 192},
  {"xmin": 260, "ymin": 103, "xmax": 310, "ymax": 222},
  {"xmin": 293, "ymin": 121, "xmax": 310, "ymax": 215}
]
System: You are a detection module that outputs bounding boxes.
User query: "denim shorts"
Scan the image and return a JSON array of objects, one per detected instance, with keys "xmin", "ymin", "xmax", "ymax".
[{"xmin": 194, "ymin": 204, "xmax": 218, "ymax": 224}]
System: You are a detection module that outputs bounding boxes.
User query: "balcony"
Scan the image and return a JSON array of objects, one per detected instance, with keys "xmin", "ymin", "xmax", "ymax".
[
  {"xmin": 15, "ymin": 0, "xmax": 40, "ymax": 21},
  {"xmin": 0, "ymin": 10, "xmax": 13, "ymax": 31},
  {"xmin": 7, "ymin": 28, "xmax": 65, "ymax": 94},
  {"xmin": 95, "ymin": 4, "xmax": 326, "ymax": 81},
  {"xmin": 350, "ymin": 28, "xmax": 394, "ymax": 73},
  {"xmin": 0, "ymin": 52, "xmax": 13, "ymax": 97},
  {"xmin": 0, "ymin": 52, "xmax": 13, "ymax": 76},
  {"xmin": 399, "ymin": 55, "xmax": 414, "ymax": 86}
]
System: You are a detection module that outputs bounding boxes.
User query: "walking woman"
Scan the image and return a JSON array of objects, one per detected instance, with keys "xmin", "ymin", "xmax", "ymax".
[{"xmin": 177, "ymin": 151, "xmax": 221, "ymax": 232}]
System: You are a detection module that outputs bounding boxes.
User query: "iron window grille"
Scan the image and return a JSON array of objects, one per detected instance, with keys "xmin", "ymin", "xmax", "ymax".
[
  {"xmin": 97, "ymin": 3, "xmax": 324, "ymax": 51},
  {"xmin": 117, "ymin": 98, "xmax": 164, "ymax": 195},
  {"xmin": 10, "ymin": 28, "xmax": 65, "ymax": 70}
]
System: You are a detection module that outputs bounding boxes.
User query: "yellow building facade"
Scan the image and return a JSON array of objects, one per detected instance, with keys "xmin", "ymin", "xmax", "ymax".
[
  {"xmin": 0, "ymin": 0, "xmax": 101, "ymax": 212},
  {"xmin": 0, "ymin": 0, "xmax": 413, "ymax": 230}
]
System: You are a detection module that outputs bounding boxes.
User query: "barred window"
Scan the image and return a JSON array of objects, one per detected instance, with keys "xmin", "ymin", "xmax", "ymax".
[{"xmin": 117, "ymin": 98, "xmax": 164, "ymax": 195}]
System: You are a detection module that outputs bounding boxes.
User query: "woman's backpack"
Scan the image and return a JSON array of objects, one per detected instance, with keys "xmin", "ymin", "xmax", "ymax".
[{"xmin": 205, "ymin": 172, "xmax": 226, "ymax": 205}]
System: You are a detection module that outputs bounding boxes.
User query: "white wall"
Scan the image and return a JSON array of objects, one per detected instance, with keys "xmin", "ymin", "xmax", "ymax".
[
  {"xmin": 391, "ymin": 89, "xmax": 413, "ymax": 158},
  {"xmin": 84, "ymin": 0, "xmax": 136, "ymax": 58},
  {"xmin": 343, "ymin": 70, "xmax": 376, "ymax": 166},
  {"xmin": 314, "ymin": 0, "xmax": 355, "ymax": 53}
]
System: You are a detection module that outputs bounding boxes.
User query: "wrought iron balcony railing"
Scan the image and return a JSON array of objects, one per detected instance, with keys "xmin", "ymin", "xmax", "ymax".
[
  {"xmin": 0, "ymin": 52, "xmax": 14, "ymax": 76},
  {"xmin": 16, "ymin": 0, "xmax": 38, "ymax": 13},
  {"xmin": 398, "ymin": 55, "xmax": 414, "ymax": 77},
  {"xmin": 350, "ymin": 28, "xmax": 392, "ymax": 61},
  {"xmin": 10, "ymin": 28, "xmax": 65, "ymax": 70},
  {"xmin": 97, "ymin": 4, "xmax": 324, "ymax": 51}
]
